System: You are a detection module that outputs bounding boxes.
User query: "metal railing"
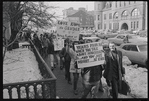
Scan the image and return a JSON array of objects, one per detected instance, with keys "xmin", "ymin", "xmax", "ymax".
[{"xmin": 3, "ymin": 39, "xmax": 57, "ymax": 99}]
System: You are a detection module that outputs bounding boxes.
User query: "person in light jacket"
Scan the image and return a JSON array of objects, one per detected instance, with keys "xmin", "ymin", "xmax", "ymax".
[{"xmin": 66, "ymin": 41, "xmax": 81, "ymax": 95}]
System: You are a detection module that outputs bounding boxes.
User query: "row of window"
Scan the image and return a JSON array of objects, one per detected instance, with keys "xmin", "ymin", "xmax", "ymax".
[
  {"xmin": 131, "ymin": 21, "xmax": 139, "ymax": 30},
  {"xmin": 115, "ymin": 1, "xmax": 136, "ymax": 8},
  {"xmin": 103, "ymin": 23, "xmax": 119, "ymax": 30},
  {"xmin": 101, "ymin": 8, "xmax": 140, "ymax": 20},
  {"xmin": 98, "ymin": 21, "xmax": 140, "ymax": 30},
  {"xmin": 97, "ymin": 1, "xmax": 137, "ymax": 10}
]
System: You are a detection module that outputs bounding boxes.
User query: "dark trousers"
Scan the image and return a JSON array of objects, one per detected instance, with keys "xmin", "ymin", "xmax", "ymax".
[
  {"xmin": 73, "ymin": 73, "xmax": 79, "ymax": 90},
  {"xmin": 111, "ymin": 77, "xmax": 118, "ymax": 98},
  {"xmin": 54, "ymin": 52, "xmax": 58, "ymax": 64},
  {"xmin": 64, "ymin": 61, "xmax": 71, "ymax": 82}
]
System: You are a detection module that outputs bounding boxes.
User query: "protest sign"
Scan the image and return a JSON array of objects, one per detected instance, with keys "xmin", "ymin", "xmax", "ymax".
[
  {"xmin": 56, "ymin": 20, "xmax": 80, "ymax": 41},
  {"xmin": 53, "ymin": 39, "xmax": 64, "ymax": 51},
  {"xmin": 74, "ymin": 42, "xmax": 105, "ymax": 68}
]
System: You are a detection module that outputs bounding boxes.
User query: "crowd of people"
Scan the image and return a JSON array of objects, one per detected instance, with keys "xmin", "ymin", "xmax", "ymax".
[{"xmin": 31, "ymin": 31, "xmax": 126, "ymax": 99}]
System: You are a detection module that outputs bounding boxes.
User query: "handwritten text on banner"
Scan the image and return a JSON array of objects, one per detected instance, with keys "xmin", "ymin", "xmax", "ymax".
[
  {"xmin": 74, "ymin": 42, "xmax": 105, "ymax": 68},
  {"xmin": 56, "ymin": 20, "xmax": 80, "ymax": 41}
]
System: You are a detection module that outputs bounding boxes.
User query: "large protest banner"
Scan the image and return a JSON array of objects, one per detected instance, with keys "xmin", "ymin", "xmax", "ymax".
[
  {"xmin": 53, "ymin": 39, "xmax": 64, "ymax": 51},
  {"xmin": 74, "ymin": 42, "xmax": 105, "ymax": 68},
  {"xmin": 56, "ymin": 20, "xmax": 80, "ymax": 41}
]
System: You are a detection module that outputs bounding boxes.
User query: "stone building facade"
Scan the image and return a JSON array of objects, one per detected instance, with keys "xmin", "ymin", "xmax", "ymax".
[{"xmin": 94, "ymin": 1, "xmax": 147, "ymax": 31}]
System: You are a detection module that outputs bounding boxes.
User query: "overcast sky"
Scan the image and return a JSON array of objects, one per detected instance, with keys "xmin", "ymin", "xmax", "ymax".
[{"xmin": 45, "ymin": 1, "xmax": 94, "ymax": 19}]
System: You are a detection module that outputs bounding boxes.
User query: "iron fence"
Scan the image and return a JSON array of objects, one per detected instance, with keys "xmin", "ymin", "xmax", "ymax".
[{"xmin": 3, "ymin": 39, "xmax": 57, "ymax": 99}]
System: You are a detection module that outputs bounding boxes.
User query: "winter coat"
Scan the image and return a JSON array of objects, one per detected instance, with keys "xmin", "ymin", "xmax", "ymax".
[
  {"xmin": 33, "ymin": 37, "xmax": 42, "ymax": 49},
  {"xmin": 42, "ymin": 38, "xmax": 50, "ymax": 48},
  {"xmin": 59, "ymin": 47, "xmax": 71, "ymax": 62},
  {"xmin": 67, "ymin": 48, "xmax": 81, "ymax": 73},
  {"xmin": 103, "ymin": 49, "xmax": 125, "ymax": 91},
  {"xmin": 48, "ymin": 42, "xmax": 54, "ymax": 54}
]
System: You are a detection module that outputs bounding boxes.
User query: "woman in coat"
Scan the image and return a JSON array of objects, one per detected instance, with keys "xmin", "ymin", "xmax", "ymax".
[{"xmin": 66, "ymin": 41, "xmax": 81, "ymax": 95}]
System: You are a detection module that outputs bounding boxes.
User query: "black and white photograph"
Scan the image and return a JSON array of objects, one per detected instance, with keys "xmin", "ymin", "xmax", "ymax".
[{"xmin": 3, "ymin": 1, "xmax": 148, "ymax": 99}]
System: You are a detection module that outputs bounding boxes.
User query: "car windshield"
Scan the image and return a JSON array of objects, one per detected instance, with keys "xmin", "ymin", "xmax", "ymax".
[{"xmin": 138, "ymin": 44, "xmax": 147, "ymax": 52}]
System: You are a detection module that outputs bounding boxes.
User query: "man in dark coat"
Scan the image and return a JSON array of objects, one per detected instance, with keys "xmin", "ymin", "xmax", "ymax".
[
  {"xmin": 103, "ymin": 42, "xmax": 125, "ymax": 98},
  {"xmin": 59, "ymin": 38, "xmax": 72, "ymax": 84}
]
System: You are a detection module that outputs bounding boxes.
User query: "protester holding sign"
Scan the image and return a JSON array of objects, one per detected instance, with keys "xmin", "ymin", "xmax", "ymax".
[
  {"xmin": 56, "ymin": 20, "xmax": 80, "ymax": 41},
  {"xmin": 80, "ymin": 39, "xmax": 104, "ymax": 98},
  {"xmin": 67, "ymin": 41, "xmax": 81, "ymax": 95}
]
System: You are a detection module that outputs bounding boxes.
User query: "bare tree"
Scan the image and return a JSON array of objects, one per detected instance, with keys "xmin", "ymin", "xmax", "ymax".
[{"xmin": 3, "ymin": 1, "xmax": 59, "ymax": 60}]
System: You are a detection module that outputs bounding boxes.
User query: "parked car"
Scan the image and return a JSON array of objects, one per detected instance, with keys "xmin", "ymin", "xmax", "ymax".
[
  {"xmin": 107, "ymin": 34, "xmax": 147, "ymax": 46},
  {"xmin": 97, "ymin": 32, "xmax": 118, "ymax": 39},
  {"xmin": 116, "ymin": 42, "xmax": 148, "ymax": 67},
  {"xmin": 83, "ymin": 36, "xmax": 101, "ymax": 42}
]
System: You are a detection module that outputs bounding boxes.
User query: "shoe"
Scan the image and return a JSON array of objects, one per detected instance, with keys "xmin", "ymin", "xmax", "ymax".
[
  {"xmin": 68, "ymin": 81, "xmax": 72, "ymax": 85},
  {"xmin": 74, "ymin": 90, "xmax": 78, "ymax": 95}
]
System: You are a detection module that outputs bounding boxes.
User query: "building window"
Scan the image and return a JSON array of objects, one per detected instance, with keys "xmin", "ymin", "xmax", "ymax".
[
  {"xmin": 109, "ymin": 13, "xmax": 112, "ymax": 19},
  {"xmin": 134, "ymin": 21, "xmax": 135, "ymax": 29},
  {"xmin": 104, "ymin": 14, "xmax": 106, "ymax": 20},
  {"xmin": 131, "ymin": 22, "xmax": 133, "ymax": 29},
  {"xmin": 109, "ymin": 23, "xmax": 112, "ymax": 29},
  {"xmin": 131, "ymin": 8, "xmax": 140, "ymax": 18},
  {"xmin": 98, "ymin": 4, "xmax": 100, "ymax": 10},
  {"xmin": 116, "ymin": 1, "xmax": 117, "ymax": 7},
  {"xmin": 113, "ymin": 12, "xmax": 118, "ymax": 20},
  {"xmin": 137, "ymin": 21, "xmax": 139, "ymax": 28},
  {"xmin": 120, "ymin": 1, "xmax": 121, "ymax": 7},
  {"xmin": 98, "ymin": 23, "xmax": 101, "ymax": 29},
  {"xmin": 124, "ymin": 1, "xmax": 126, "ymax": 6},
  {"xmin": 113, "ymin": 23, "xmax": 118, "ymax": 30},
  {"xmin": 104, "ymin": 23, "xmax": 106, "ymax": 29},
  {"xmin": 109, "ymin": 2, "xmax": 112, "ymax": 7},
  {"xmin": 98, "ymin": 15, "xmax": 100, "ymax": 20},
  {"xmin": 129, "ymin": 1, "xmax": 130, "ymax": 4},
  {"xmin": 121, "ymin": 10, "xmax": 128, "ymax": 19}
]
